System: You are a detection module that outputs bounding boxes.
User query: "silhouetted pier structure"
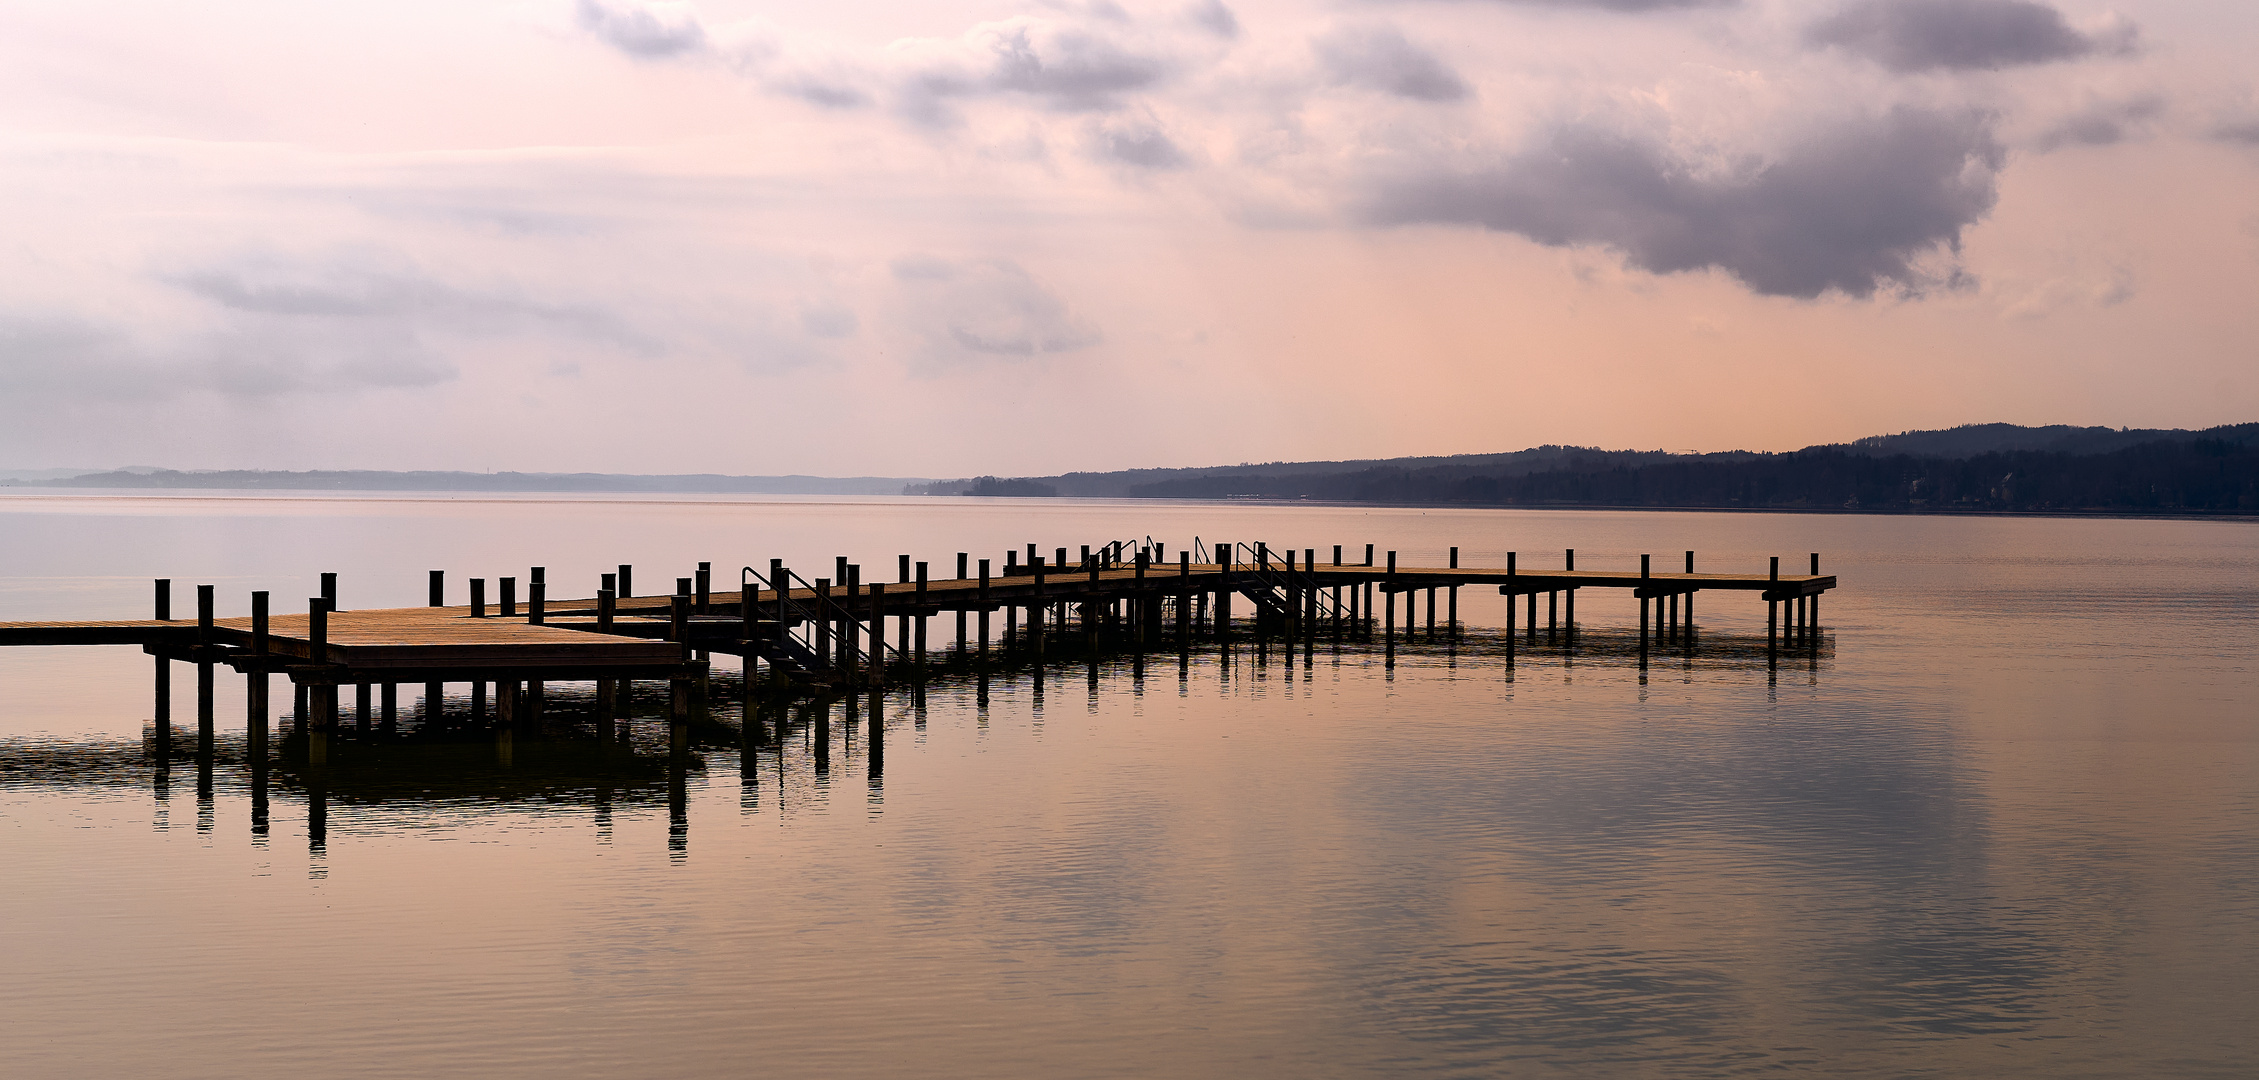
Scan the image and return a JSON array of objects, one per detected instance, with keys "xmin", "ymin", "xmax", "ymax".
[{"xmin": 1, "ymin": 540, "xmax": 1834, "ymax": 761}]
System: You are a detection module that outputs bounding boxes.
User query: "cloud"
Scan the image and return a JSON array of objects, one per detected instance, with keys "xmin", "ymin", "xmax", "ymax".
[
  {"xmin": 2213, "ymin": 119, "xmax": 2259, "ymax": 147},
  {"xmin": 895, "ymin": 17, "xmax": 1174, "ymax": 125},
  {"xmin": 1090, "ymin": 120, "xmax": 1190, "ymax": 169},
  {"xmin": 160, "ymin": 250, "xmax": 649, "ymax": 348},
  {"xmin": 1439, "ymin": 0, "xmax": 1734, "ymax": 9},
  {"xmin": 798, "ymin": 302, "xmax": 859, "ymax": 338},
  {"xmin": 895, "ymin": 257, "xmax": 1103, "ymax": 358},
  {"xmin": 1805, "ymin": 0, "xmax": 2135, "ymax": 72},
  {"xmin": 1184, "ymin": 0, "xmax": 1240, "ymax": 39},
  {"xmin": 0, "ymin": 310, "xmax": 457, "ymax": 401},
  {"xmin": 575, "ymin": 0, "xmax": 708, "ymax": 59},
  {"xmin": 1314, "ymin": 26, "xmax": 1470, "ymax": 103},
  {"xmin": 1361, "ymin": 107, "xmax": 2004, "ymax": 299},
  {"xmin": 2031, "ymin": 94, "xmax": 2164, "ymax": 152}
]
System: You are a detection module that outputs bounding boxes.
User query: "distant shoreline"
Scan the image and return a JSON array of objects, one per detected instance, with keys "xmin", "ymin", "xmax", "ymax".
[{"xmin": 5, "ymin": 485, "xmax": 2250, "ymax": 525}]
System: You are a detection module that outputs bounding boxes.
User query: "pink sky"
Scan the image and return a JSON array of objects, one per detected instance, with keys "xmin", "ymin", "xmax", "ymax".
[{"xmin": 1, "ymin": 0, "xmax": 2254, "ymax": 476}]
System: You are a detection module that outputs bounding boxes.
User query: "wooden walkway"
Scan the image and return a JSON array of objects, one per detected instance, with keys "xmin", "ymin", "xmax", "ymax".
[{"xmin": 0, "ymin": 542, "xmax": 1835, "ymax": 751}]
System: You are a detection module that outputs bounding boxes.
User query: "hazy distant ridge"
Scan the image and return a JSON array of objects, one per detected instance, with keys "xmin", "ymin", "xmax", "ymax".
[{"xmin": 2, "ymin": 469, "xmax": 935, "ymax": 496}]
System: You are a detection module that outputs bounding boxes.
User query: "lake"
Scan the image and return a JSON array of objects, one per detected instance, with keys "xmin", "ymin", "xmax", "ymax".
[{"xmin": 1, "ymin": 492, "xmax": 2254, "ymax": 1078}]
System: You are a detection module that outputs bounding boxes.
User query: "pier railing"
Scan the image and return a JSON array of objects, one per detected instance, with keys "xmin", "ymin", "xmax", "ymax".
[{"xmin": 740, "ymin": 566, "xmax": 905, "ymax": 679}]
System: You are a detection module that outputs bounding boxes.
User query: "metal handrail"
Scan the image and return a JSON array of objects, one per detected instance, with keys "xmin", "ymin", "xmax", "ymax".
[
  {"xmin": 740, "ymin": 565, "xmax": 904, "ymax": 668},
  {"xmin": 1228, "ymin": 542, "xmax": 1354, "ymax": 622}
]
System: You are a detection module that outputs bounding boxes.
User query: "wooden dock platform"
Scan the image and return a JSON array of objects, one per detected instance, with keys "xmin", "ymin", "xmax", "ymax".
[{"xmin": 0, "ymin": 540, "xmax": 1834, "ymax": 755}]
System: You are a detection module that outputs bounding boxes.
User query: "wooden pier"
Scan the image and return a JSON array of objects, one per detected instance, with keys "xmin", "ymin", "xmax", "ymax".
[{"xmin": 0, "ymin": 540, "xmax": 1834, "ymax": 755}]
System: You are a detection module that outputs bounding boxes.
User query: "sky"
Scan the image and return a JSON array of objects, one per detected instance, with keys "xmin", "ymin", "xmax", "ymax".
[{"xmin": 1, "ymin": 0, "xmax": 2255, "ymax": 476}]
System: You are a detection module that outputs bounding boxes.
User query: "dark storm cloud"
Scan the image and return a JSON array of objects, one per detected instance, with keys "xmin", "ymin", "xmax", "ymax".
[
  {"xmin": 1362, "ymin": 107, "xmax": 2003, "ymax": 299},
  {"xmin": 2031, "ymin": 94, "xmax": 2164, "ymax": 152},
  {"xmin": 1314, "ymin": 26, "xmax": 1470, "ymax": 103},
  {"xmin": 1805, "ymin": 0, "xmax": 2133, "ymax": 72},
  {"xmin": 574, "ymin": 0, "xmax": 707, "ymax": 59}
]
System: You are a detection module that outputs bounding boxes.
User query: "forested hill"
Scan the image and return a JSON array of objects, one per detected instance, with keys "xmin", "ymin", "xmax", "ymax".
[{"xmin": 939, "ymin": 423, "xmax": 2259, "ymax": 515}]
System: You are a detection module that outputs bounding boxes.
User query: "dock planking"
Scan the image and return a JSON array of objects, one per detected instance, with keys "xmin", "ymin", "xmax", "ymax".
[{"xmin": 0, "ymin": 542, "xmax": 1836, "ymax": 748}]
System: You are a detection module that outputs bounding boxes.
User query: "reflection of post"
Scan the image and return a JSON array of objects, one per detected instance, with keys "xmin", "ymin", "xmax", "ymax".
[
  {"xmin": 813, "ymin": 700, "xmax": 831, "ymax": 775},
  {"xmin": 867, "ymin": 687, "xmax": 884, "ymax": 795},
  {"xmin": 668, "ymin": 754, "xmax": 688, "ymax": 860},
  {"xmin": 306, "ymin": 773, "xmax": 327, "ymax": 857},
  {"xmin": 740, "ymin": 703, "xmax": 761, "ymax": 813},
  {"xmin": 249, "ymin": 754, "xmax": 269, "ymax": 841}
]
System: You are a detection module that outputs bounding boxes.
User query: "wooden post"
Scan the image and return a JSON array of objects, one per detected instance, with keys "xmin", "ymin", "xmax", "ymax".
[
  {"xmin": 428, "ymin": 570, "xmax": 444, "ymax": 608},
  {"xmin": 770, "ymin": 559, "xmax": 789, "ymax": 662},
  {"xmin": 1639, "ymin": 554, "xmax": 1651, "ymax": 659},
  {"xmin": 915, "ymin": 561, "xmax": 929, "ymax": 668},
  {"xmin": 1505, "ymin": 552, "xmax": 1516, "ymax": 661},
  {"xmin": 1135, "ymin": 550, "xmax": 1150, "ymax": 647},
  {"xmin": 152, "ymin": 579, "xmax": 171, "ymax": 747},
  {"xmin": 844, "ymin": 564, "xmax": 861, "ymax": 666},
  {"xmin": 500, "ymin": 576, "xmax": 517, "ymax": 617},
  {"xmin": 813, "ymin": 577, "xmax": 831, "ymax": 666},
  {"xmin": 956, "ymin": 553, "xmax": 969, "ymax": 656},
  {"xmin": 1029, "ymin": 556, "xmax": 1045, "ymax": 652},
  {"xmin": 1527, "ymin": 589, "xmax": 1537, "ymax": 644},
  {"xmin": 247, "ymin": 591, "xmax": 269, "ymax": 758},
  {"xmin": 529, "ymin": 581, "xmax": 545, "ymax": 625},
  {"xmin": 869, "ymin": 582, "xmax": 887, "ymax": 682},
  {"xmin": 471, "ymin": 680, "xmax": 486, "ymax": 723},
  {"xmin": 1176, "ymin": 552, "xmax": 1191, "ymax": 643},
  {"xmin": 380, "ymin": 681, "xmax": 395, "ymax": 732},
  {"xmin": 1768, "ymin": 556, "xmax": 1780, "ymax": 661},
  {"xmin": 618, "ymin": 564, "xmax": 634, "ymax": 598},
  {"xmin": 1684, "ymin": 551, "xmax": 1696, "ymax": 635},
  {"xmin": 597, "ymin": 588, "xmax": 618, "ymax": 722},
  {"xmin": 309, "ymin": 598, "xmax": 336, "ymax": 733},
  {"xmin": 1810, "ymin": 552, "xmax": 1821, "ymax": 636},
  {"xmin": 1564, "ymin": 548, "xmax": 1576, "ymax": 638},
  {"xmin": 978, "ymin": 559, "xmax": 991, "ymax": 658},
  {"xmin": 1448, "ymin": 547, "xmax": 1459, "ymax": 636},
  {"xmin": 1504, "ymin": 552, "xmax": 1516, "ymax": 662},
  {"xmin": 671, "ymin": 592, "xmax": 691, "ymax": 663},
  {"xmin": 696, "ymin": 562, "xmax": 711, "ymax": 614},
  {"xmin": 195, "ymin": 584, "xmax": 215, "ymax": 754},
  {"xmin": 1547, "ymin": 590, "xmax": 1557, "ymax": 640},
  {"xmin": 1214, "ymin": 545, "xmax": 1231, "ymax": 640},
  {"xmin": 1384, "ymin": 550, "xmax": 1396, "ymax": 643},
  {"xmin": 322, "ymin": 572, "xmax": 338, "ymax": 612},
  {"xmin": 471, "ymin": 578, "xmax": 486, "ymax": 617}
]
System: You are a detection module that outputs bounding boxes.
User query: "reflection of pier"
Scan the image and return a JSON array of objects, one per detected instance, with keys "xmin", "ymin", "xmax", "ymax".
[{"xmin": 0, "ymin": 540, "xmax": 1834, "ymax": 767}]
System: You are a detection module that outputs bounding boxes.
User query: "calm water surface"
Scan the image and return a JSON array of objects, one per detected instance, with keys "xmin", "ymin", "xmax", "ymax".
[{"xmin": 1, "ymin": 493, "xmax": 2254, "ymax": 1078}]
